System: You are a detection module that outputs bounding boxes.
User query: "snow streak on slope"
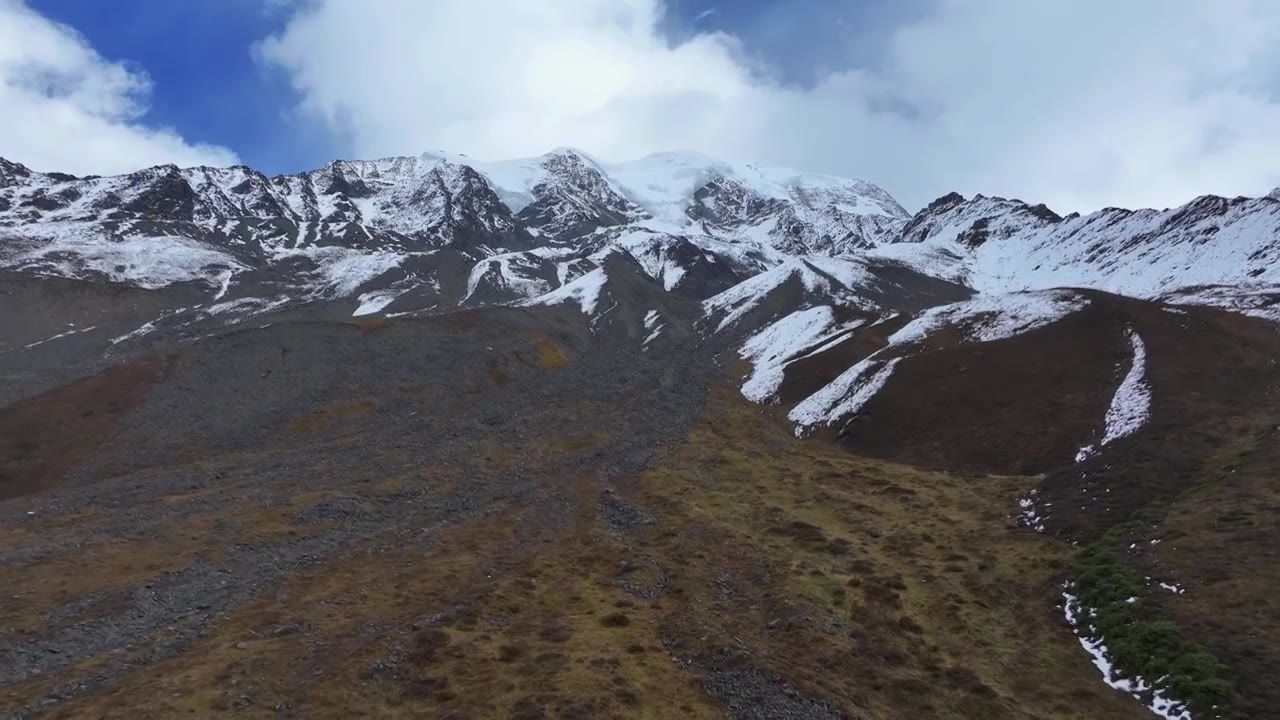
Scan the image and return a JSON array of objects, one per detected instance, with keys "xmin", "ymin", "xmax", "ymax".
[
  {"xmin": 643, "ymin": 309, "xmax": 665, "ymax": 347},
  {"xmin": 1077, "ymin": 328, "xmax": 1151, "ymax": 462},
  {"xmin": 23, "ymin": 325, "xmax": 97, "ymax": 349},
  {"xmin": 739, "ymin": 306, "xmax": 854, "ymax": 403},
  {"xmin": 787, "ymin": 290, "xmax": 1089, "ymax": 431},
  {"xmin": 789, "ymin": 357, "xmax": 900, "ymax": 432},
  {"xmin": 521, "ymin": 267, "xmax": 608, "ymax": 316},
  {"xmin": 1101, "ymin": 330, "xmax": 1151, "ymax": 444}
]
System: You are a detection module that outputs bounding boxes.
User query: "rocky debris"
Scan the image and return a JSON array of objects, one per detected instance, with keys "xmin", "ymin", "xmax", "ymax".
[
  {"xmin": 292, "ymin": 496, "xmax": 370, "ymax": 525},
  {"xmin": 0, "ymin": 299, "xmax": 719, "ymax": 715},
  {"xmin": 598, "ymin": 490, "xmax": 656, "ymax": 534},
  {"xmin": 616, "ymin": 559, "xmax": 669, "ymax": 600},
  {"xmin": 703, "ymin": 667, "xmax": 845, "ymax": 720}
]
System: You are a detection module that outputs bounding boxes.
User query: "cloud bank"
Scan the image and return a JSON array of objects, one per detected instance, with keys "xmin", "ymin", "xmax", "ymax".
[
  {"xmin": 0, "ymin": 0, "xmax": 236, "ymax": 175},
  {"xmin": 259, "ymin": 0, "xmax": 1280, "ymax": 212}
]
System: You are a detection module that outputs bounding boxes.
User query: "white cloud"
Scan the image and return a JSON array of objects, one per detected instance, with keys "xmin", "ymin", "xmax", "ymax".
[
  {"xmin": 0, "ymin": 0, "xmax": 237, "ymax": 175},
  {"xmin": 259, "ymin": 0, "xmax": 1280, "ymax": 212}
]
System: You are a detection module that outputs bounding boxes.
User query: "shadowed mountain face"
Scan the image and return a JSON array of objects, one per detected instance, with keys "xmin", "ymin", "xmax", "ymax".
[{"xmin": 2, "ymin": 150, "xmax": 1279, "ymax": 720}]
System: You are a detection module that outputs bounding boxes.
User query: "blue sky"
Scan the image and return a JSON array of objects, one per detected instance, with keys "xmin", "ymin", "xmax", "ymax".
[
  {"xmin": 7, "ymin": 0, "xmax": 1280, "ymax": 211},
  {"xmin": 29, "ymin": 0, "xmax": 924, "ymax": 177},
  {"xmin": 30, "ymin": 0, "xmax": 329, "ymax": 174}
]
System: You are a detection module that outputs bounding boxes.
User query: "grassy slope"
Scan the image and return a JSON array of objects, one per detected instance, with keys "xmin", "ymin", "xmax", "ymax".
[
  {"xmin": 8, "ymin": 300, "xmax": 1276, "ymax": 718},
  {"xmin": 5, "ymin": 385, "xmax": 1153, "ymax": 719}
]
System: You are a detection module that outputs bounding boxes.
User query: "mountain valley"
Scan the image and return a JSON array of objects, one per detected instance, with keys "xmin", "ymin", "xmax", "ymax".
[{"xmin": 1, "ymin": 148, "xmax": 1278, "ymax": 720}]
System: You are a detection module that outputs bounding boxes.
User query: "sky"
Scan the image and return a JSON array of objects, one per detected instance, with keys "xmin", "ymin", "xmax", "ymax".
[{"xmin": 5, "ymin": 0, "xmax": 1280, "ymax": 213}]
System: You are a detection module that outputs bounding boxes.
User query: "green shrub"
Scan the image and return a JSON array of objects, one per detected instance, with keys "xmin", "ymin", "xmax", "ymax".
[{"xmin": 1070, "ymin": 523, "xmax": 1236, "ymax": 719}]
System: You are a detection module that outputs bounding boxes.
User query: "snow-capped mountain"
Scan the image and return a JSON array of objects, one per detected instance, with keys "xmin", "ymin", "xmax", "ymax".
[
  {"xmin": 7, "ymin": 149, "xmax": 1280, "ymax": 720},
  {"xmin": 876, "ymin": 189, "xmax": 1280, "ymax": 315},
  {"xmin": 0, "ymin": 149, "xmax": 917, "ymax": 319},
  {"xmin": 3, "ymin": 147, "xmax": 1278, "ymax": 342}
]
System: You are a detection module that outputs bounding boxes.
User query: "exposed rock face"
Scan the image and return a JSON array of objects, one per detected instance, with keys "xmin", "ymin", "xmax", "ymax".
[{"xmin": 1, "ymin": 148, "xmax": 1277, "ymax": 340}]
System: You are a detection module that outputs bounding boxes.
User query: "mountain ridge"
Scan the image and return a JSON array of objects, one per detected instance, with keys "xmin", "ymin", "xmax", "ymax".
[{"xmin": 2, "ymin": 148, "xmax": 1276, "ymax": 304}]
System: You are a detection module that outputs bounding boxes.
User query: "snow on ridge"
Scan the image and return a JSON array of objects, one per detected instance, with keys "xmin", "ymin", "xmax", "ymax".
[
  {"xmin": 1077, "ymin": 328, "xmax": 1151, "ymax": 461},
  {"xmin": 522, "ymin": 267, "xmax": 609, "ymax": 316},
  {"xmin": 594, "ymin": 151, "xmax": 904, "ymax": 228},
  {"xmin": 592, "ymin": 231, "xmax": 692, "ymax": 291},
  {"xmin": 738, "ymin": 306, "xmax": 849, "ymax": 403},
  {"xmin": 703, "ymin": 257, "xmax": 876, "ymax": 333},
  {"xmin": 889, "ymin": 289, "xmax": 1088, "ymax": 346},
  {"xmin": 461, "ymin": 156, "xmax": 549, "ymax": 214},
  {"xmin": 601, "ymin": 151, "xmax": 725, "ymax": 224},
  {"xmin": 1161, "ymin": 284, "xmax": 1280, "ymax": 322},
  {"xmin": 865, "ymin": 241, "xmax": 970, "ymax": 286},
  {"xmin": 784, "ymin": 289, "xmax": 1088, "ymax": 431},
  {"xmin": 904, "ymin": 193, "xmax": 1280, "ymax": 302}
]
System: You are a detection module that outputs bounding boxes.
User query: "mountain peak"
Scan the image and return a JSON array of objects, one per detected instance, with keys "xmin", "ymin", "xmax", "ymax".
[{"xmin": 0, "ymin": 157, "xmax": 34, "ymax": 187}]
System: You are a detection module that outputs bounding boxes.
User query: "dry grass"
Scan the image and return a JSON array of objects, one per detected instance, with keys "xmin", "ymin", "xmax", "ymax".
[
  {"xmin": 0, "ymin": 513, "xmax": 221, "ymax": 636},
  {"xmin": 349, "ymin": 317, "xmax": 388, "ymax": 335},
  {"xmin": 8, "ymin": 385, "xmax": 1158, "ymax": 719},
  {"xmin": 530, "ymin": 336, "xmax": 570, "ymax": 369},
  {"xmin": 626, "ymin": 387, "xmax": 1150, "ymax": 719},
  {"xmin": 0, "ymin": 353, "xmax": 175, "ymax": 500},
  {"xmin": 287, "ymin": 399, "xmax": 378, "ymax": 433}
]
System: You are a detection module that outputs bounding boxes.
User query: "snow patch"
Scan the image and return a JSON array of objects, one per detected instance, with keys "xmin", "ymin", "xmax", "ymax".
[
  {"xmin": 464, "ymin": 252, "xmax": 554, "ymax": 303},
  {"xmin": 353, "ymin": 290, "xmax": 404, "ymax": 317},
  {"xmin": 1016, "ymin": 489, "xmax": 1047, "ymax": 533},
  {"xmin": 271, "ymin": 247, "xmax": 406, "ymax": 298},
  {"xmin": 2, "ymin": 225, "xmax": 243, "ymax": 290}
]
